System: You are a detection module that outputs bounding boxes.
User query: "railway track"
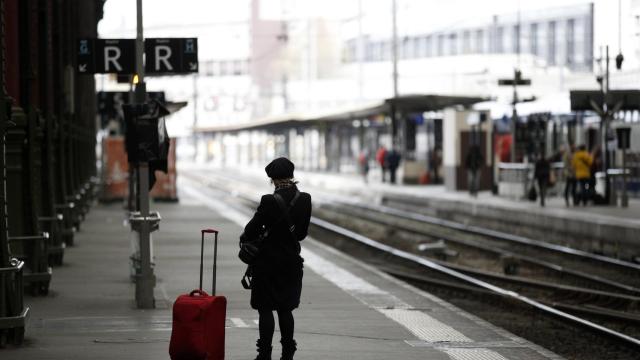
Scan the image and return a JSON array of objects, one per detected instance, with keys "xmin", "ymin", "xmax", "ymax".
[
  {"xmin": 181, "ymin": 169, "xmax": 640, "ymax": 357},
  {"xmin": 317, "ymin": 203, "xmax": 640, "ymax": 297},
  {"xmin": 335, "ymin": 198, "xmax": 640, "ymax": 286}
]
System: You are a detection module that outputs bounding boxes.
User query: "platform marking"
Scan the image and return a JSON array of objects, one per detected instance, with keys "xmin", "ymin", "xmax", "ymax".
[
  {"xmin": 229, "ymin": 317, "xmax": 250, "ymax": 328},
  {"xmin": 377, "ymin": 308, "xmax": 471, "ymax": 343},
  {"xmin": 180, "ymin": 183, "xmax": 515, "ymax": 358},
  {"xmin": 443, "ymin": 348, "xmax": 510, "ymax": 360}
]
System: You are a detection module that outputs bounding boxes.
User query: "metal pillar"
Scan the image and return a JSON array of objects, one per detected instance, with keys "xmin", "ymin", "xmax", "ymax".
[
  {"xmin": 133, "ymin": 0, "xmax": 155, "ymax": 309},
  {"xmin": 510, "ymin": 89, "xmax": 518, "ymax": 163},
  {"xmin": 391, "ymin": 0, "xmax": 398, "ymax": 98},
  {"xmin": 0, "ymin": 0, "xmax": 28, "ymax": 345},
  {"xmin": 603, "ymin": 46, "xmax": 612, "ymax": 204},
  {"xmin": 621, "ymin": 147, "xmax": 628, "ymax": 207}
]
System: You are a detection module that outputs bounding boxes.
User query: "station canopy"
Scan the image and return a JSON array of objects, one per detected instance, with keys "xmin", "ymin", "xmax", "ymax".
[{"xmin": 196, "ymin": 94, "xmax": 487, "ymax": 133}]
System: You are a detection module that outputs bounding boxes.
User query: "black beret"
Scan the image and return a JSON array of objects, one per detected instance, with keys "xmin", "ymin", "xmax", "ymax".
[{"xmin": 265, "ymin": 157, "xmax": 295, "ymax": 179}]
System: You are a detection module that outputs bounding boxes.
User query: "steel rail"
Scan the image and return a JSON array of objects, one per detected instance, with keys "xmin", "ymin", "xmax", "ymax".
[
  {"xmin": 323, "ymin": 203, "xmax": 640, "ymax": 295},
  {"xmin": 359, "ymin": 197, "xmax": 640, "ymax": 271},
  {"xmin": 379, "ymin": 266, "xmax": 640, "ymax": 325}
]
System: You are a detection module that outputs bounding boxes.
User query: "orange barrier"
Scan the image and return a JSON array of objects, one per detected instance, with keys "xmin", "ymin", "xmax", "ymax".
[
  {"xmin": 100, "ymin": 137, "xmax": 178, "ymax": 202},
  {"xmin": 100, "ymin": 136, "xmax": 130, "ymax": 202}
]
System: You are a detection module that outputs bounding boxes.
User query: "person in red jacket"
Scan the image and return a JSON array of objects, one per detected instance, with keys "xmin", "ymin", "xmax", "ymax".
[{"xmin": 375, "ymin": 146, "xmax": 388, "ymax": 182}]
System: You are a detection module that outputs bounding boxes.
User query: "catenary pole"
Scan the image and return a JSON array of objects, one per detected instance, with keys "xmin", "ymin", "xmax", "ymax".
[
  {"xmin": 390, "ymin": 0, "xmax": 399, "ymax": 148},
  {"xmin": 135, "ymin": 0, "xmax": 155, "ymax": 309}
]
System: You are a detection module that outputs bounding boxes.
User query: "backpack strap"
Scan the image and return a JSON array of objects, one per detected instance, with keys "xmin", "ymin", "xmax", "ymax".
[{"xmin": 274, "ymin": 191, "xmax": 300, "ymax": 238}]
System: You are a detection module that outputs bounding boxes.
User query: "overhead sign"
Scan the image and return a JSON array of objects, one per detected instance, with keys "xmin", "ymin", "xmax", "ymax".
[
  {"xmin": 498, "ymin": 78, "xmax": 531, "ymax": 86},
  {"xmin": 78, "ymin": 39, "xmax": 135, "ymax": 74},
  {"xmin": 77, "ymin": 38, "xmax": 198, "ymax": 75},
  {"xmin": 498, "ymin": 70, "xmax": 531, "ymax": 86},
  {"xmin": 145, "ymin": 38, "xmax": 199, "ymax": 74},
  {"xmin": 570, "ymin": 90, "xmax": 640, "ymax": 112}
]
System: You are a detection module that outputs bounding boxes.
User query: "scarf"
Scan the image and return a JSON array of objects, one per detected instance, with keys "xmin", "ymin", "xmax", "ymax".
[{"xmin": 274, "ymin": 179, "xmax": 297, "ymax": 191}]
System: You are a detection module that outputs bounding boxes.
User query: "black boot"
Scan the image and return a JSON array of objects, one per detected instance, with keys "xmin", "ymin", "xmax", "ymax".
[
  {"xmin": 280, "ymin": 339, "xmax": 297, "ymax": 360},
  {"xmin": 254, "ymin": 339, "xmax": 272, "ymax": 360}
]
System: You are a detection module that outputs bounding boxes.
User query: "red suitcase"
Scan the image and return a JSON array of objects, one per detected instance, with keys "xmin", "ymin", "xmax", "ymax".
[{"xmin": 170, "ymin": 229, "xmax": 226, "ymax": 360}]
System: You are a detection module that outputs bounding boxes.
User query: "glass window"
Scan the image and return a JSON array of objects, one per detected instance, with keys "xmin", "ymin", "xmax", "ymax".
[
  {"xmin": 449, "ymin": 33, "xmax": 458, "ymax": 55},
  {"xmin": 513, "ymin": 24, "xmax": 520, "ymax": 54},
  {"xmin": 425, "ymin": 35, "xmax": 432, "ymax": 57},
  {"xmin": 414, "ymin": 37, "xmax": 422, "ymax": 58},
  {"xmin": 463, "ymin": 30, "xmax": 471, "ymax": 54},
  {"xmin": 548, "ymin": 21, "xmax": 556, "ymax": 65},
  {"xmin": 437, "ymin": 34, "xmax": 445, "ymax": 56},
  {"xmin": 401, "ymin": 37, "xmax": 410, "ymax": 59},
  {"xmin": 566, "ymin": 19, "xmax": 575, "ymax": 65},
  {"xmin": 476, "ymin": 29, "xmax": 484, "ymax": 53},
  {"xmin": 202, "ymin": 61, "xmax": 212, "ymax": 76},
  {"xmin": 219, "ymin": 61, "xmax": 228, "ymax": 76},
  {"xmin": 496, "ymin": 26, "xmax": 504, "ymax": 53},
  {"xmin": 382, "ymin": 41, "xmax": 391, "ymax": 61},
  {"xmin": 365, "ymin": 41, "xmax": 374, "ymax": 61},
  {"xmin": 233, "ymin": 60, "xmax": 242, "ymax": 75},
  {"xmin": 530, "ymin": 23, "xmax": 538, "ymax": 56},
  {"xmin": 211, "ymin": 61, "xmax": 220, "ymax": 76}
]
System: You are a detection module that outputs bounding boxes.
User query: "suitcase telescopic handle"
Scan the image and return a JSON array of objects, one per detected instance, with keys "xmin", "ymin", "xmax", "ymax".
[{"xmin": 200, "ymin": 229, "xmax": 219, "ymax": 295}]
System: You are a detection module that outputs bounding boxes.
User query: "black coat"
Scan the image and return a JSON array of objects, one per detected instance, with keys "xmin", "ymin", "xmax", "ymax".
[
  {"xmin": 243, "ymin": 185, "xmax": 312, "ymax": 311},
  {"xmin": 534, "ymin": 158, "xmax": 551, "ymax": 183}
]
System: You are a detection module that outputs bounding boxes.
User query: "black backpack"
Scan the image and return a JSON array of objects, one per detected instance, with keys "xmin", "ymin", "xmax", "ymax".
[{"xmin": 238, "ymin": 191, "xmax": 300, "ymax": 265}]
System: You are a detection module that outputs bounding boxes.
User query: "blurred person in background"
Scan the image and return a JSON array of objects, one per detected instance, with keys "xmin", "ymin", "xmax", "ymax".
[
  {"xmin": 385, "ymin": 148, "xmax": 402, "ymax": 184},
  {"xmin": 376, "ymin": 146, "xmax": 388, "ymax": 182},
  {"xmin": 358, "ymin": 149, "xmax": 370, "ymax": 184},
  {"xmin": 465, "ymin": 144, "xmax": 483, "ymax": 197},
  {"xmin": 572, "ymin": 145, "xmax": 593, "ymax": 206},
  {"xmin": 534, "ymin": 152, "xmax": 551, "ymax": 207}
]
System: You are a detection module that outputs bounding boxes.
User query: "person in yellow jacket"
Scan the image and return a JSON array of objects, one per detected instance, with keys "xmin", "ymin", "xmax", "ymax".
[{"xmin": 572, "ymin": 145, "xmax": 593, "ymax": 205}]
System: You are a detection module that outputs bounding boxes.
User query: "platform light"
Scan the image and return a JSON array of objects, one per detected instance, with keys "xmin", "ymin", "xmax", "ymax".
[
  {"xmin": 132, "ymin": 74, "xmax": 140, "ymax": 85},
  {"xmin": 352, "ymin": 120, "xmax": 361, "ymax": 128}
]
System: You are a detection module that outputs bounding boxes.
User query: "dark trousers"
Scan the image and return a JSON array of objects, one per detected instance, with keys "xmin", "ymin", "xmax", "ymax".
[
  {"xmin": 389, "ymin": 168, "xmax": 397, "ymax": 184},
  {"xmin": 577, "ymin": 179, "xmax": 589, "ymax": 205},
  {"xmin": 588, "ymin": 175, "xmax": 596, "ymax": 201},
  {"xmin": 468, "ymin": 169, "xmax": 479, "ymax": 196},
  {"xmin": 259, "ymin": 309, "xmax": 294, "ymax": 345},
  {"xmin": 537, "ymin": 179, "xmax": 547, "ymax": 207},
  {"xmin": 564, "ymin": 177, "xmax": 576, "ymax": 205}
]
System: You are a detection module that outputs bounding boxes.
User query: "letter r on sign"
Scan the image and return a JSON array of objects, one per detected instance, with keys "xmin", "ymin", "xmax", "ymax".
[
  {"xmin": 155, "ymin": 45, "xmax": 173, "ymax": 71},
  {"xmin": 104, "ymin": 46, "xmax": 123, "ymax": 72}
]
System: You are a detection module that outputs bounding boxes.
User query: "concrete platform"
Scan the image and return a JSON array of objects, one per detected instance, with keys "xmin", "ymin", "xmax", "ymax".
[
  {"xmin": 4, "ymin": 180, "xmax": 562, "ymax": 359},
  {"xmin": 201, "ymin": 164, "xmax": 640, "ymax": 260}
]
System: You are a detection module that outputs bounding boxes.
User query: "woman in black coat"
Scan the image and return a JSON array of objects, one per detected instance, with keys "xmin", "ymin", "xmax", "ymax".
[{"xmin": 242, "ymin": 157, "xmax": 312, "ymax": 360}]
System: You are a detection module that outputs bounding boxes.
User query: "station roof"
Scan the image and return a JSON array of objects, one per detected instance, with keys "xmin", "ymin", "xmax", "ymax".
[{"xmin": 195, "ymin": 94, "xmax": 487, "ymax": 133}]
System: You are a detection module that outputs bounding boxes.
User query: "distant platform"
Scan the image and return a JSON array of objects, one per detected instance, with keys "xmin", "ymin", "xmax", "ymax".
[{"xmin": 194, "ymin": 164, "xmax": 639, "ymax": 261}]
